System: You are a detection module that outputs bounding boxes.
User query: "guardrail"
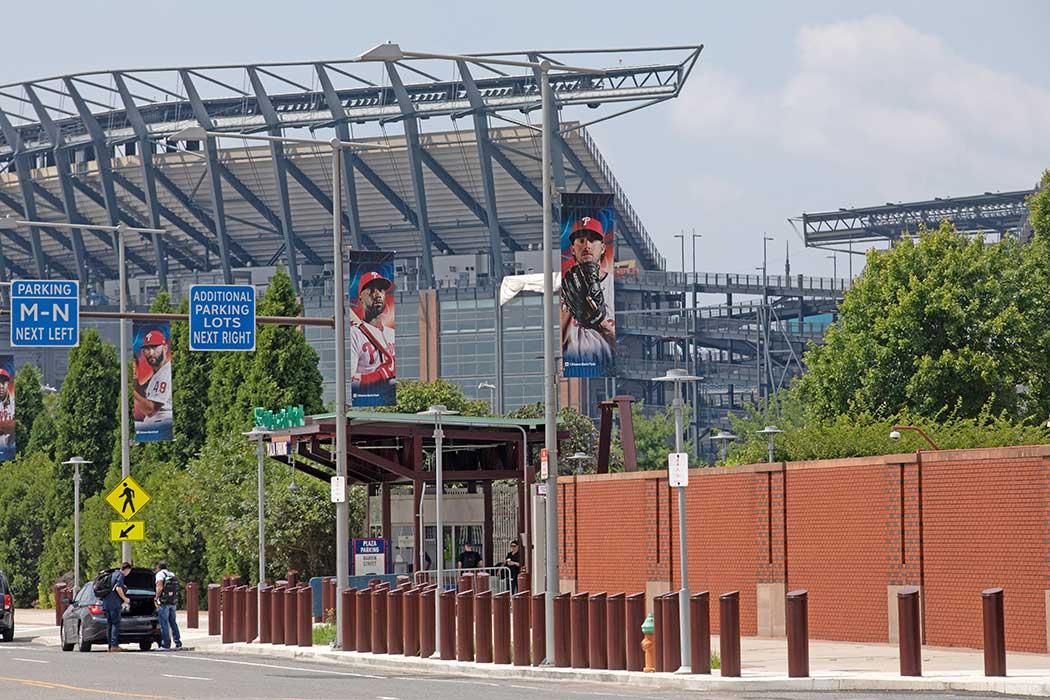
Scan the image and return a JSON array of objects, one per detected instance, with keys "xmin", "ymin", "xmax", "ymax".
[{"xmin": 413, "ymin": 566, "xmax": 514, "ymax": 594}]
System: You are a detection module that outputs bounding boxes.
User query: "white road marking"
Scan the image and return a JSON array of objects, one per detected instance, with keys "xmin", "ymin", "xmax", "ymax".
[
  {"xmin": 160, "ymin": 674, "xmax": 211, "ymax": 681},
  {"xmin": 166, "ymin": 654, "xmax": 386, "ymax": 679},
  {"xmin": 377, "ymin": 696, "xmax": 400, "ymax": 700},
  {"xmin": 11, "ymin": 658, "xmax": 48, "ymax": 664}
]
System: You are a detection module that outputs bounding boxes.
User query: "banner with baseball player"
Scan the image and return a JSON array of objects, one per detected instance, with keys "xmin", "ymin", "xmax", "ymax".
[
  {"xmin": 132, "ymin": 321, "xmax": 173, "ymax": 442},
  {"xmin": 348, "ymin": 251, "xmax": 397, "ymax": 407},
  {"xmin": 560, "ymin": 192, "xmax": 617, "ymax": 377},
  {"xmin": 0, "ymin": 356, "xmax": 15, "ymax": 461}
]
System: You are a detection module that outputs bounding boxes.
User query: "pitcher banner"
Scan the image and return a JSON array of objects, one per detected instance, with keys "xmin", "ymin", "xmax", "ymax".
[
  {"xmin": 0, "ymin": 355, "xmax": 14, "ymax": 461},
  {"xmin": 560, "ymin": 192, "xmax": 616, "ymax": 377},
  {"xmin": 132, "ymin": 321, "xmax": 173, "ymax": 442},
  {"xmin": 349, "ymin": 250, "xmax": 397, "ymax": 406}
]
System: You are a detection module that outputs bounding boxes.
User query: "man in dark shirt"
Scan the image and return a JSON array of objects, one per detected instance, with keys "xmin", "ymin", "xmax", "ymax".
[
  {"xmin": 504, "ymin": 539, "xmax": 524, "ymax": 593},
  {"xmin": 456, "ymin": 543, "xmax": 483, "ymax": 570},
  {"xmin": 103, "ymin": 562, "xmax": 132, "ymax": 652}
]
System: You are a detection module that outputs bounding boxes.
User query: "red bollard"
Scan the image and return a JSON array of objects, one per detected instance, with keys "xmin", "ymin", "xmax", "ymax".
[
  {"xmin": 186, "ymin": 582, "xmax": 200, "ymax": 629},
  {"xmin": 476, "ymin": 590, "xmax": 493, "ymax": 663},
  {"xmin": 297, "ymin": 586, "xmax": 313, "ymax": 647},
  {"xmin": 457, "ymin": 589, "xmax": 475, "ymax": 661},
  {"xmin": 531, "ymin": 593, "xmax": 545, "ymax": 666},
  {"xmin": 606, "ymin": 593, "xmax": 625, "ymax": 671},
  {"xmin": 270, "ymin": 586, "xmax": 284, "ymax": 644},
  {"xmin": 356, "ymin": 585, "xmax": 372, "ymax": 652},
  {"xmin": 653, "ymin": 594, "xmax": 665, "ymax": 672},
  {"xmin": 403, "ymin": 587, "xmax": 419, "ymax": 656},
  {"xmin": 372, "ymin": 586, "xmax": 388, "ymax": 654},
  {"xmin": 207, "ymin": 584, "xmax": 221, "ymax": 636},
  {"xmin": 690, "ymin": 591, "xmax": 711, "ymax": 674},
  {"xmin": 440, "ymin": 589, "xmax": 457, "ymax": 660},
  {"xmin": 719, "ymin": 591, "xmax": 741, "ymax": 677},
  {"xmin": 589, "ymin": 592, "xmax": 608, "ymax": 670},
  {"xmin": 236, "ymin": 585, "xmax": 249, "ymax": 643},
  {"xmin": 388, "ymin": 588, "xmax": 404, "ymax": 655},
  {"xmin": 786, "ymin": 589, "xmax": 809, "ymax": 678},
  {"xmin": 625, "ymin": 592, "xmax": 645, "ymax": 672},
  {"xmin": 246, "ymin": 586, "xmax": 258, "ymax": 643},
  {"xmin": 571, "ymin": 592, "xmax": 590, "ymax": 668},
  {"xmin": 259, "ymin": 586, "xmax": 272, "ymax": 644},
  {"xmin": 396, "ymin": 575, "xmax": 410, "ymax": 588},
  {"xmin": 459, "ymin": 574, "xmax": 474, "ymax": 594},
  {"xmin": 221, "ymin": 587, "xmax": 235, "ymax": 644},
  {"xmin": 898, "ymin": 587, "xmax": 921, "ymax": 677},
  {"xmin": 517, "ymin": 572, "xmax": 530, "ymax": 593},
  {"xmin": 512, "ymin": 591, "xmax": 530, "ymax": 666},
  {"xmin": 661, "ymin": 592, "xmax": 681, "ymax": 672},
  {"xmin": 341, "ymin": 588, "xmax": 357, "ymax": 651},
  {"xmin": 554, "ymin": 592, "xmax": 572, "ymax": 667},
  {"xmin": 54, "ymin": 583, "xmax": 67, "ymax": 626},
  {"xmin": 476, "ymin": 573, "xmax": 490, "ymax": 593},
  {"xmin": 319, "ymin": 577, "xmax": 331, "ymax": 623},
  {"xmin": 419, "ymin": 585, "xmax": 436, "ymax": 658},
  {"xmin": 286, "ymin": 569, "xmax": 299, "ymax": 588},
  {"xmin": 982, "ymin": 588, "xmax": 1006, "ymax": 677},
  {"xmin": 284, "ymin": 586, "xmax": 298, "ymax": 647},
  {"xmin": 493, "ymin": 591, "xmax": 512, "ymax": 664}
]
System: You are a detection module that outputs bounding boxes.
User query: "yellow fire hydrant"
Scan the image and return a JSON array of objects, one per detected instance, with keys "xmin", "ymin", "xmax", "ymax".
[{"xmin": 641, "ymin": 612, "xmax": 656, "ymax": 672}]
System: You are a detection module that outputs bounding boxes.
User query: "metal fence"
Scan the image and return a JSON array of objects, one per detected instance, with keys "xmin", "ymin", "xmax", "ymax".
[{"xmin": 413, "ymin": 565, "xmax": 514, "ymax": 594}]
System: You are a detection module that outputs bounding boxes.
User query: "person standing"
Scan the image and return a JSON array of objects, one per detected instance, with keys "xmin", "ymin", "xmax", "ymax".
[
  {"xmin": 504, "ymin": 539, "xmax": 524, "ymax": 593},
  {"xmin": 456, "ymin": 542, "xmax": 483, "ymax": 570},
  {"xmin": 154, "ymin": 561, "xmax": 182, "ymax": 651},
  {"xmin": 103, "ymin": 562, "xmax": 132, "ymax": 652}
]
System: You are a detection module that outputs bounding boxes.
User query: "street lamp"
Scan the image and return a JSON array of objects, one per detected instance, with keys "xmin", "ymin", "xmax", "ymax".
[
  {"xmin": 756, "ymin": 425, "xmax": 784, "ymax": 464},
  {"xmin": 826, "ymin": 254, "xmax": 837, "ymax": 280},
  {"xmin": 478, "ymin": 382, "xmax": 496, "ymax": 413},
  {"xmin": 244, "ymin": 426, "xmax": 269, "ymax": 628},
  {"xmin": 418, "ymin": 403, "xmax": 458, "ymax": 656},
  {"xmin": 712, "ymin": 430, "xmax": 737, "ymax": 462},
  {"xmin": 62, "ymin": 456, "xmax": 92, "ymax": 592},
  {"xmin": 564, "ymin": 452, "xmax": 591, "ymax": 475},
  {"xmin": 889, "ymin": 425, "xmax": 940, "ymax": 451},
  {"xmin": 652, "ymin": 367, "xmax": 701, "ymax": 673}
]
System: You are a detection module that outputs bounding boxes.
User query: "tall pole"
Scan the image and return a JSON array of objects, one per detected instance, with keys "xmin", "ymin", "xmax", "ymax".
[
  {"xmin": 540, "ymin": 64, "xmax": 560, "ymax": 665},
  {"xmin": 118, "ymin": 227, "xmax": 131, "ymax": 564},
  {"xmin": 256, "ymin": 434, "xmax": 266, "ymax": 581},
  {"xmin": 673, "ymin": 379, "xmax": 691, "ymax": 672},
  {"xmin": 434, "ymin": 414, "xmax": 444, "ymax": 654},
  {"xmin": 332, "ymin": 141, "xmax": 350, "ymax": 649},
  {"xmin": 73, "ymin": 463, "xmax": 81, "ymax": 592}
]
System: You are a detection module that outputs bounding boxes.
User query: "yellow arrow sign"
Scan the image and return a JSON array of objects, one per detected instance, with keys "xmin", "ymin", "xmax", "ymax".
[
  {"xmin": 105, "ymin": 476, "xmax": 152, "ymax": 520},
  {"xmin": 110, "ymin": 521, "xmax": 146, "ymax": 542}
]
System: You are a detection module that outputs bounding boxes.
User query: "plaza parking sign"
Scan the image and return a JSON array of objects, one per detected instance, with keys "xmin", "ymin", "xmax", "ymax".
[
  {"xmin": 188, "ymin": 284, "xmax": 255, "ymax": 351},
  {"xmin": 10, "ymin": 280, "xmax": 79, "ymax": 348}
]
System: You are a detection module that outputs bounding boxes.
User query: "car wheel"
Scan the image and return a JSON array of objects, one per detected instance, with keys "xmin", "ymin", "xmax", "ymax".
[
  {"xmin": 77, "ymin": 623, "xmax": 92, "ymax": 652},
  {"xmin": 1, "ymin": 625, "xmax": 12, "ymax": 643},
  {"xmin": 138, "ymin": 641, "xmax": 152, "ymax": 651},
  {"xmin": 60, "ymin": 623, "xmax": 74, "ymax": 652}
]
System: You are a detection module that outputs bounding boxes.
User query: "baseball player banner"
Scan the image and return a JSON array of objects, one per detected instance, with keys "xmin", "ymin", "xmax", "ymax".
[
  {"xmin": 560, "ymin": 192, "xmax": 617, "ymax": 377},
  {"xmin": 0, "ymin": 356, "xmax": 15, "ymax": 461},
  {"xmin": 132, "ymin": 321, "xmax": 173, "ymax": 442},
  {"xmin": 348, "ymin": 251, "xmax": 397, "ymax": 407}
]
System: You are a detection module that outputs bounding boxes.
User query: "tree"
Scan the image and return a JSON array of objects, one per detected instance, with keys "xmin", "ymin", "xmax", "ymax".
[
  {"xmin": 13, "ymin": 364, "xmax": 44, "ymax": 457},
  {"xmin": 630, "ymin": 403, "xmax": 693, "ymax": 470},
  {"xmin": 26, "ymin": 393, "xmax": 58, "ymax": 459},
  {"xmin": 390, "ymin": 379, "xmax": 490, "ymax": 416},
  {"xmin": 170, "ymin": 296, "xmax": 211, "ymax": 463},
  {"xmin": 0, "ymin": 452, "xmax": 60, "ymax": 604},
  {"xmin": 507, "ymin": 403, "xmax": 597, "ymax": 470}
]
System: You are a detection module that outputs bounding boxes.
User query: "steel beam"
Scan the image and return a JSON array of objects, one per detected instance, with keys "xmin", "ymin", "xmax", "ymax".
[
  {"xmin": 0, "ymin": 108, "xmax": 53, "ymax": 279},
  {"xmin": 489, "ymin": 145, "xmax": 542, "ymax": 204},
  {"xmin": 315, "ymin": 63, "xmax": 365, "ymax": 251},
  {"xmin": 283, "ymin": 159, "xmax": 379, "ymax": 250},
  {"xmin": 351, "ymin": 157, "xmax": 452, "ymax": 254},
  {"xmin": 0, "ymin": 188, "xmax": 83, "ymax": 279}
]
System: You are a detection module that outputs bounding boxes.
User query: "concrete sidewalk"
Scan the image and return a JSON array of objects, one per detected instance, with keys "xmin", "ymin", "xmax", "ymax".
[{"xmin": 22, "ymin": 608, "xmax": 1050, "ymax": 696}]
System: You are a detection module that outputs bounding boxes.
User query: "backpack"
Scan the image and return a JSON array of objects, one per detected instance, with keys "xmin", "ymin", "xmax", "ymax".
[
  {"xmin": 158, "ymin": 571, "xmax": 179, "ymax": 606},
  {"xmin": 92, "ymin": 569, "xmax": 115, "ymax": 599}
]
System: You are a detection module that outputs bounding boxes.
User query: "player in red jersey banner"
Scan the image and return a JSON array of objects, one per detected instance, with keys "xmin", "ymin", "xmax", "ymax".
[
  {"xmin": 0, "ymin": 357, "xmax": 15, "ymax": 461},
  {"xmin": 132, "ymin": 322, "xmax": 173, "ymax": 442}
]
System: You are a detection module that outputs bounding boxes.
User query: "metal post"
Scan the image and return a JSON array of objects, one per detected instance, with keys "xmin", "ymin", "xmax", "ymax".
[
  {"xmin": 73, "ymin": 463, "xmax": 80, "ymax": 591},
  {"xmin": 118, "ymin": 227, "xmax": 131, "ymax": 564},
  {"xmin": 434, "ymin": 413, "xmax": 444, "ymax": 656},
  {"xmin": 671, "ymin": 380, "xmax": 691, "ymax": 672},
  {"xmin": 540, "ymin": 61, "xmax": 560, "ymax": 667},
  {"xmin": 256, "ymin": 433, "xmax": 266, "ymax": 627},
  {"xmin": 332, "ymin": 141, "xmax": 349, "ymax": 650}
]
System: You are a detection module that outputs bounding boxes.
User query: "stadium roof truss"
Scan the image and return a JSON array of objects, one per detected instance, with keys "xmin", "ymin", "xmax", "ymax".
[{"xmin": 0, "ymin": 45, "xmax": 703, "ymax": 290}]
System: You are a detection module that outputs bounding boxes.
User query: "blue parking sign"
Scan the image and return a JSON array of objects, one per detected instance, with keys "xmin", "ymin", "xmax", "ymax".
[
  {"xmin": 188, "ymin": 284, "xmax": 256, "ymax": 351},
  {"xmin": 10, "ymin": 280, "xmax": 79, "ymax": 348}
]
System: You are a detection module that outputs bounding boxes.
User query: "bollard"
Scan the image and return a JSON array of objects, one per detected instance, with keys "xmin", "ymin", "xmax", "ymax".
[
  {"xmin": 297, "ymin": 585, "xmax": 313, "ymax": 647},
  {"xmin": 511, "ymin": 591, "xmax": 530, "ymax": 666},
  {"xmin": 356, "ymin": 585, "xmax": 372, "ymax": 652},
  {"xmin": 457, "ymin": 589, "xmax": 475, "ymax": 662},
  {"xmin": 440, "ymin": 589, "xmax": 457, "ymax": 660},
  {"xmin": 317, "ymin": 577, "xmax": 329, "ymax": 623},
  {"xmin": 341, "ymin": 588, "xmax": 357, "ymax": 651},
  {"xmin": 396, "ymin": 575, "xmax": 410, "ymax": 588},
  {"xmin": 259, "ymin": 586, "xmax": 272, "ymax": 644},
  {"xmin": 270, "ymin": 586, "xmax": 285, "ymax": 645},
  {"xmin": 402, "ymin": 587, "xmax": 418, "ymax": 656},
  {"xmin": 419, "ymin": 585, "xmax": 436, "ymax": 658},
  {"xmin": 653, "ymin": 594, "xmax": 664, "ymax": 673},
  {"xmin": 625, "ymin": 592, "xmax": 645, "ymax": 672},
  {"xmin": 459, "ymin": 573, "xmax": 474, "ymax": 594},
  {"xmin": 284, "ymin": 586, "xmax": 298, "ymax": 647},
  {"xmin": 221, "ymin": 587, "xmax": 235, "ymax": 644},
  {"xmin": 690, "ymin": 591, "xmax": 711, "ymax": 674},
  {"xmin": 517, "ymin": 572, "xmax": 529, "ymax": 593},
  {"xmin": 186, "ymin": 582, "xmax": 200, "ymax": 628},
  {"xmin": 246, "ymin": 586, "xmax": 258, "ymax": 643},
  {"xmin": 371, "ymin": 586, "xmax": 388, "ymax": 654},
  {"xmin": 554, "ymin": 592, "xmax": 572, "ymax": 667},
  {"xmin": 236, "ymin": 585, "xmax": 249, "ymax": 643},
  {"xmin": 898, "ymin": 586, "xmax": 921, "ymax": 676},
  {"xmin": 286, "ymin": 569, "xmax": 299, "ymax": 588},
  {"xmin": 571, "ymin": 592, "xmax": 590, "ymax": 668},
  {"xmin": 982, "ymin": 588, "xmax": 1006, "ymax": 677},
  {"xmin": 493, "ymin": 591, "xmax": 512, "ymax": 664},
  {"xmin": 476, "ymin": 572, "xmax": 490, "ymax": 593},
  {"xmin": 475, "ymin": 590, "xmax": 493, "ymax": 663},
  {"xmin": 719, "ymin": 591, "xmax": 741, "ymax": 677},
  {"xmin": 641, "ymin": 613, "xmax": 656, "ymax": 672},
  {"xmin": 786, "ymin": 589, "xmax": 809, "ymax": 678},
  {"xmin": 54, "ymin": 583, "xmax": 67, "ymax": 626},
  {"xmin": 606, "ymin": 593, "xmax": 625, "ymax": 671},
  {"xmin": 531, "ymin": 593, "xmax": 545, "ymax": 666},
  {"xmin": 589, "ymin": 592, "xmax": 608, "ymax": 670},
  {"xmin": 661, "ymin": 592, "xmax": 681, "ymax": 672},
  {"xmin": 207, "ymin": 584, "xmax": 221, "ymax": 636},
  {"xmin": 388, "ymin": 588, "xmax": 404, "ymax": 655}
]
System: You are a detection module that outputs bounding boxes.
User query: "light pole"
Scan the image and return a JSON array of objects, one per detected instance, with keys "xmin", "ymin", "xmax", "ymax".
[
  {"xmin": 712, "ymin": 430, "xmax": 737, "ymax": 463},
  {"xmin": 418, "ymin": 403, "xmax": 458, "ymax": 655},
  {"xmin": 674, "ymin": 232, "xmax": 685, "ymax": 273},
  {"xmin": 757, "ymin": 425, "xmax": 783, "ymax": 463},
  {"xmin": 478, "ymin": 381, "xmax": 497, "ymax": 413},
  {"xmin": 245, "ymin": 427, "xmax": 269, "ymax": 626},
  {"xmin": 889, "ymin": 425, "xmax": 940, "ymax": 451},
  {"xmin": 564, "ymin": 452, "xmax": 591, "ymax": 475},
  {"xmin": 652, "ymin": 367, "xmax": 701, "ymax": 673},
  {"xmin": 62, "ymin": 456, "xmax": 91, "ymax": 592},
  {"xmin": 826, "ymin": 254, "xmax": 837, "ymax": 280},
  {"xmin": 762, "ymin": 235, "xmax": 774, "ymax": 285}
]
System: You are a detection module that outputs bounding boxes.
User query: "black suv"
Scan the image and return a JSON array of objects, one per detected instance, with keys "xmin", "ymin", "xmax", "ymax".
[{"xmin": 0, "ymin": 570, "xmax": 13, "ymax": 641}]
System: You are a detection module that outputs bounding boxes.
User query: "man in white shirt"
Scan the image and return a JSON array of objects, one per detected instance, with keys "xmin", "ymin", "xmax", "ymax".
[{"xmin": 154, "ymin": 562, "xmax": 182, "ymax": 651}]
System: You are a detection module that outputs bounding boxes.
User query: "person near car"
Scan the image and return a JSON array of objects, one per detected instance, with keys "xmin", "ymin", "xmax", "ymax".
[
  {"xmin": 104, "ymin": 562, "xmax": 132, "ymax": 652},
  {"xmin": 154, "ymin": 561, "xmax": 182, "ymax": 650}
]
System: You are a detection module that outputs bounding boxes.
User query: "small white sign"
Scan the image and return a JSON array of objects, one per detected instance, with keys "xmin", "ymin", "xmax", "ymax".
[
  {"xmin": 540, "ymin": 448, "xmax": 549, "ymax": 480},
  {"xmin": 536, "ymin": 483, "xmax": 548, "ymax": 497},
  {"xmin": 330, "ymin": 476, "xmax": 346, "ymax": 503},
  {"xmin": 397, "ymin": 535, "xmax": 414, "ymax": 548},
  {"xmin": 267, "ymin": 440, "xmax": 289, "ymax": 457},
  {"xmin": 668, "ymin": 452, "xmax": 689, "ymax": 487}
]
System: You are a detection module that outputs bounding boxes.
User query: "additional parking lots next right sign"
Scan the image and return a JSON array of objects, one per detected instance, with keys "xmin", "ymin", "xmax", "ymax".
[{"xmin": 189, "ymin": 284, "xmax": 255, "ymax": 351}]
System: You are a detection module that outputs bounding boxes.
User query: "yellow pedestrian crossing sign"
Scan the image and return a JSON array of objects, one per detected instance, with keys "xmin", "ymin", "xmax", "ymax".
[
  {"xmin": 110, "ymin": 521, "xmax": 146, "ymax": 542},
  {"xmin": 105, "ymin": 476, "xmax": 151, "ymax": 520}
]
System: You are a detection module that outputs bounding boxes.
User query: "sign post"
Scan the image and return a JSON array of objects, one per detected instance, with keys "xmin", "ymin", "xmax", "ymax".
[
  {"xmin": 188, "ymin": 284, "xmax": 256, "ymax": 351},
  {"xmin": 10, "ymin": 280, "xmax": 79, "ymax": 348}
]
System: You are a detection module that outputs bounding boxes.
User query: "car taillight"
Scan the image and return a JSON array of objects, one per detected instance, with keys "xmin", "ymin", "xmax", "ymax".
[
  {"xmin": 2, "ymin": 594, "xmax": 10, "ymax": 609},
  {"xmin": 88, "ymin": 604, "xmax": 103, "ymax": 615}
]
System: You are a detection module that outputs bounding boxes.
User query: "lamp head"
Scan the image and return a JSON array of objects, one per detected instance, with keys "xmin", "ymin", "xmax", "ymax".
[
  {"xmin": 889, "ymin": 430, "xmax": 901, "ymax": 441},
  {"xmin": 355, "ymin": 42, "xmax": 404, "ymax": 62}
]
